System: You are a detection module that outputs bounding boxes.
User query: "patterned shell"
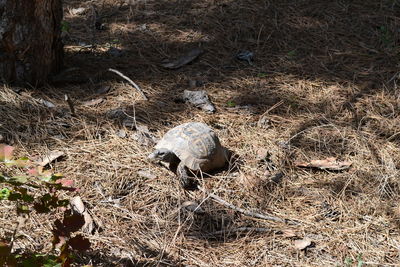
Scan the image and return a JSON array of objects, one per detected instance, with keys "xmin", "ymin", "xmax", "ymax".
[{"xmin": 154, "ymin": 122, "xmax": 227, "ymax": 171}]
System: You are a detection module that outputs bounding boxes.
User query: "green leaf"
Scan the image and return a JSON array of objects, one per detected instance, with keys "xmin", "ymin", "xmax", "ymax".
[
  {"xmin": 227, "ymin": 101, "xmax": 236, "ymax": 107},
  {"xmin": 50, "ymin": 173, "xmax": 64, "ymax": 182},
  {"xmin": 15, "ymin": 157, "xmax": 30, "ymax": 168},
  {"xmin": 17, "ymin": 205, "xmax": 30, "ymax": 214},
  {"xmin": 257, "ymin": 73, "xmax": 267, "ymax": 78},
  {"xmin": 287, "ymin": 50, "xmax": 297, "ymax": 58},
  {"xmin": 0, "ymin": 188, "xmax": 11, "ymax": 200},
  {"xmin": 61, "ymin": 21, "xmax": 70, "ymax": 33},
  {"xmin": 9, "ymin": 193, "xmax": 22, "ymax": 200},
  {"xmin": 357, "ymin": 254, "xmax": 364, "ymax": 267},
  {"xmin": 10, "ymin": 176, "xmax": 28, "ymax": 183},
  {"xmin": 57, "ymin": 199, "xmax": 70, "ymax": 207},
  {"xmin": 21, "ymin": 193, "xmax": 34, "ymax": 203}
]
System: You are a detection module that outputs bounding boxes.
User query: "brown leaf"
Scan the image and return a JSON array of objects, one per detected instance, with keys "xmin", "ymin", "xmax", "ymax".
[
  {"xmin": 294, "ymin": 238, "xmax": 312, "ymax": 250},
  {"xmin": 35, "ymin": 150, "xmax": 65, "ymax": 166},
  {"xmin": 70, "ymin": 196, "xmax": 95, "ymax": 234},
  {"xmin": 294, "ymin": 157, "xmax": 352, "ymax": 171}
]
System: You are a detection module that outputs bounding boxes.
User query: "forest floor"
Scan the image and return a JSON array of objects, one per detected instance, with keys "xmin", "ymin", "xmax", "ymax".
[{"xmin": 1, "ymin": 0, "xmax": 400, "ymax": 266}]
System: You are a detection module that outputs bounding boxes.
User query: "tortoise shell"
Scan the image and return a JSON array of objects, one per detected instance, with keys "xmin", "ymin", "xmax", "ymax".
[{"xmin": 154, "ymin": 122, "xmax": 227, "ymax": 171}]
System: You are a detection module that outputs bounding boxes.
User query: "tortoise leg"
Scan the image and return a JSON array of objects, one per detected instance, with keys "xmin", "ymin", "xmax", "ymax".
[{"xmin": 177, "ymin": 162, "xmax": 199, "ymax": 191}]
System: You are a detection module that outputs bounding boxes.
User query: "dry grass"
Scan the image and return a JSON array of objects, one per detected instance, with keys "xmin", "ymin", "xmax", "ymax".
[{"xmin": 1, "ymin": 0, "xmax": 400, "ymax": 266}]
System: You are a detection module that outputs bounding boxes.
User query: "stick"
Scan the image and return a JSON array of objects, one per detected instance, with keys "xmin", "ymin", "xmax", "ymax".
[
  {"xmin": 198, "ymin": 187, "xmax": 287, "ymax": 223},
  {"xmin": 108, "ymin": 68, "xmax": 148, "ymax": 100},
  {"xmin": 209, "ymin": 227, "xmax": 271, "ymax": 236},
  {"xmin": 64, "ymin": 94, "xmax": 76, "ymax": 116}
]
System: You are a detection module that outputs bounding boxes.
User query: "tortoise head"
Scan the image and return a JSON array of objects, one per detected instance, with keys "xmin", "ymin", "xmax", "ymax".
[{"xmin": 148, "ymin": 148, "xmax": 176, "ymax": 163}]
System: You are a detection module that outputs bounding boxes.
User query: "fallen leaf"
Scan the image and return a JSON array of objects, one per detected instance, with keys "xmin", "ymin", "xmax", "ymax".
[
  {"xmin": 70, "ymin": 196, "xmax": 95, "ymax": 234},
  {"xmin": 294, "ymin": 157, "xmax": 352, "ymax": 171},
  {"xmin": 35, "ymin": 150, "xmax": 65, "ymax": 166},
  {"xmin": 294, "ymin": 238, "xmax": 312, "ymax": 250},
  {"xmin": 81, "ymin": 98, "xmax": 104, "ymax": 106},
  {"xmin": 161, "ymin": 47, "xmax": 203, "ymax": 69}
]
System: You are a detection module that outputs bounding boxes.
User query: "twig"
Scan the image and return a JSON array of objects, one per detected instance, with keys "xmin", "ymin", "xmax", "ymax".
[
  {"xmin": 198, "ymin": 187, "xmax": 287, "ymax": 223},
  {"xmin": 108, "ymin": 68, "xmax": 148, "ymax": 100},
  {"xmin": 209, "ymin": 227, "xmax": 271, "ymax": 236},
  {"xmin": 64, "ymin": 94, "xmax": 76, "ymax": 116}
]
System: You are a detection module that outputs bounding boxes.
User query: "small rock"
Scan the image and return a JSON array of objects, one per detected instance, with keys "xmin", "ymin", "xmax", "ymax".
[
  {"xmin": 182, "ymin": 90, "xmax": 216, "ymax": 113},
  {"xmin": 236, "ymin": 50, "xmax": 254, "ymax": 65},
  {"xmin": 70, "ymin": 7, "xmax": 86, "ymax": 15}
]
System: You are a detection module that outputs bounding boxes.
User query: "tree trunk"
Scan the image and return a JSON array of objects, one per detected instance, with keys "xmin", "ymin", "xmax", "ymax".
[{"xmin": 0, "ymin": 0, "xmax": 63, "ymax": 85}]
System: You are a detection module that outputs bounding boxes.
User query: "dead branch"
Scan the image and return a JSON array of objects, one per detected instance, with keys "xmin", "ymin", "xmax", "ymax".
[
  {"xmin": 108, "ymin": 68, "xmax": 148, "ymax": 100},
  {"xmin": 209, "ymin": 227, "xmax": 271, "ymax": 236},
  {"xmin": 64, "ymin": 94, "xmax": 76, "ymax": 116},
  {"xmin": 198, "ymin": 187, "xmax": 287, "ymax": 223}
]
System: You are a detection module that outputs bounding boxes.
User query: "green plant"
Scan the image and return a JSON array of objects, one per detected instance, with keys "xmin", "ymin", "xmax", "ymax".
[
  {"xmin": 379, "ymin": 25, "xmax": 393, "ymax": 47},
  {"xmin": 343, "ymin": 254, "xmax": 364, "ymax": 267},
  {"xmin": 287, "ymin": 49, "xmax": 297, "ymax": 58},
  {"xmin": 0, "ymin": 144, "xmax": 90, "ymax": 266},
  {"xmin": 61, "ymin": 21, "xmax": 70, "ymax": 33},
  {"xmin": 227, "ymin": 100, "xmax": 236, "ymax": 107}
]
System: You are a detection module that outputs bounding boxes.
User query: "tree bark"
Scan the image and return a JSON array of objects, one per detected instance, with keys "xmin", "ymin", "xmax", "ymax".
[{"xmin": 0, "ymin": 0, "xmax": 63, "ymax": 85}]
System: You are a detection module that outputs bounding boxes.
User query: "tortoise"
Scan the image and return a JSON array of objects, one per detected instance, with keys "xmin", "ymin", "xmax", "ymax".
[{"xmin": 148, "ymin": 122, "xmax": 228, "ymax": 190}]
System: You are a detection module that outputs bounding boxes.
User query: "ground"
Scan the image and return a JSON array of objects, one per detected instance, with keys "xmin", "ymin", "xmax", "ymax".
[{"xmin": 1, "ymin": 0, "xmax": 400, "ymax": 266}]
